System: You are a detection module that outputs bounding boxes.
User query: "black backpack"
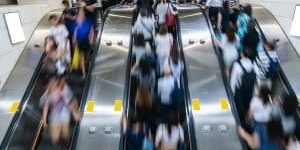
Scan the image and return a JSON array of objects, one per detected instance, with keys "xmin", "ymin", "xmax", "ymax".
[
  {"xmin": 265, "ymin": 52, "xmax": 279, "ymax": 79},
  {"xmin": 238, "ymin": 61, "xmax": 256, "ymax": 98}
]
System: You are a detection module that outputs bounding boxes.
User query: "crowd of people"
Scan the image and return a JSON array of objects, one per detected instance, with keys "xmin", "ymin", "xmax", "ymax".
[
  {"xmin": 39, "ymin": 0, "xmax": 98, "ymax": 148},
  {"xmin": 121, "ymin": 0, "xmax": 189, "ymax": 150},
  {"xmin": 204, "ymin": 0, "xmax": 300, "ymax": 149}
]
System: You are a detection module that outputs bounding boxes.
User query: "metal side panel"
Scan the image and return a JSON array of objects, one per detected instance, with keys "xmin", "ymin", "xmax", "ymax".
[
  {"xmin": 176, "ymin": 4, "xmax": 242, "ymax": 150},
  {"xmin": 252, "ymin": 6, "xmax": 300, "ymax": 96},
  {"xmin": 0, "ymin": 9, "xmax": 62, "ymax": 143},
  {"xmin": 76, "ymin": 6, "xmax": 133, "ymax": 150}
]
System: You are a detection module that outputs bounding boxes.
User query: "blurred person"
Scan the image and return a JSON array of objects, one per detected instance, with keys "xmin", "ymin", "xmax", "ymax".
[
  {"xmin": 221, "ymin": 0, "xmax": 231, "ymax": 33},
  {"xmin": 216, "ymin": 24, "xmax": 240, "ymax": 77},
  {"xmin": 155, "ymin": 25, "xmax": 173, "ymax": 74},
  {"xmin": 236, "ymin": 4, "xmax": 253, "ymax": 40},
  {"xmin": 132, "ymin": 33, "xmax": 151, "ymax": 63},
  {"xmin": 155, "ymin": 0, "xmax": 177, "ymax": 26},
  {"xmin": 169, "ymin": 45, "xmax": 183, "ymax": 87},
  {"xmin": 238, "ymin": 118, "xmax": 284, "ymax": 150},
  {"xmin": 80, "ymin": 0, "xmax": 98, "ymax": 25},
  {"xmin": 62, "ymin": 0, "xmax": 77, "ymax": 57},
  {"xmin": 155, "ymin": 112, "xmax": 184, "ymax": 150},
  {"xmin": 73, "ymin": 8, "xmax": 95, "ymax": 79},
  {"xmin": 280, "ymin": 95, "xmax": 298, "ymax": 137},
  {"xmin": 242, "ymin": 20, "xmax": 260, "ymax": 62},
  {"xmin": 203, "ymin": 0, "xmax": 223, "ymax": 32},
  {"xmin": 133, "ymin": 8, "xmax": 155, "ymax": 45},
  {"xmin": 135, "ymin": 86, "xmax": 153, "ymax": 121},
  {"xmin": 230, "ymin": 49, "xmax": 259, "ymax": 130},
  {"xmin": 122, "ymin": 113, "xmax": 145, "ymax": 150},
  {"xmin": 158, "ymin": 66, "xmax": 175, "ymax": 114},
  {"xmin": 131, "ymin": 57, "xmax": 156, "ymax": 97},
  {"xmin": 41, "ymin": 77, "xmax": 80, "ymax": 147},
  {"xmin": 42, "ymin": 36, "xmax": 59, "ymax": 76}
]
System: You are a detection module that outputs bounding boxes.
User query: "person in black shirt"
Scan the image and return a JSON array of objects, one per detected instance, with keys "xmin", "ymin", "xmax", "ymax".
[{"xmin": 243, "ymin": 20, "xmax": 260, "ymax": 62}]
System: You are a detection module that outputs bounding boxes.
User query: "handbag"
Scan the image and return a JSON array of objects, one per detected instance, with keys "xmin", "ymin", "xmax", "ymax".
[
  {"xmin": 166, "ymin": 3, "xmax": 175, "ymax": 27},
  {"xmin": 72, "ymin": 45, "xmax": 80, "ymax": 70}
]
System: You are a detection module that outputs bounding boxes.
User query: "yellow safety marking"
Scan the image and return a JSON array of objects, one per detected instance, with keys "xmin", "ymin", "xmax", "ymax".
[
  {"xmin": 86, "ymin": 100, "xmax": 95, "ymax": 112},
  {"xmin": 10, "ymin": 101, "xmax": 20, "ymax": 113},
  {"xmin": 192, "ymin": 98, "xmax": 200, "ymax": 111},
  {"xmin": 114, "ymin": 100, "xmax": 122, "ymax": 111},
  {"xmin": 220, "ymin": 98, "xmax": 229, "ymax": 110}
]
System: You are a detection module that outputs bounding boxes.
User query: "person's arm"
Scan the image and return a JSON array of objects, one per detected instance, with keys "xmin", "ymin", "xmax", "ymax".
[
  {"xmin": 217, "ymin": 12, "xmax": 222, "ymax": 32},
  {"xmin": 86, "ymin": 3, "xmax": 97, "ymax": 12},
  {"xmin": 238, "ymin": 126, "xmax": 259, "ymax": 149},
  {"xmin": 121, "ymin": 114, "xmax": 127, "ymax": 134},
  {"xmin": 68, "ymin": 98, "xmax": 81, "ymax": 122},
  {"xmin": 89, "ymin": 26, "xmax": 95, "ymax": 45},
  {"xmin": 41, "ymin": 99, "xmax": 49, "ymax": 128},
  {"xmin": 155, "ymin": 125, "xmax": 163, "ymax": 149},
  {"xmin": 230, "ymin": 62, "xmax": 239, "ymax": 94},
  {"xmin": 179, "ymin": 125, "xmax": 184, "ymax": 143}
]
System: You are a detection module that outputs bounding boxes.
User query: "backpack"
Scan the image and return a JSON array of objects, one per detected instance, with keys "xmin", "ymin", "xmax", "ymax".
[
  {"xmin": 264, "ymin": 52, "xmax": 279, "ymax": 78},
  {"xmin": 171, "ymin": 79, "xmax": 184, "ymax": 109},
  {"xmin": 237, "ymin": 61, "xmax": 256, "ymax": 99}
]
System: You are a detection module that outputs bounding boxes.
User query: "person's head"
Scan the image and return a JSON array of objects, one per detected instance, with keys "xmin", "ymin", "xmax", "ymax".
[
  {"xmin": 135, "ymin": 86, "xmax": 152, "ymax": 110},
  {"xmin": 44, "ymin": 36, "xmax": 58, "ymax": 52},
  {"xmin": 49, "ymin": 15, "xmax": 59, "ymax": 26},
  {"xmin": 166, "ymin": 112, "xmax": 178, "ymax": 135},
  {"xmin": 133, "ymin": 33, "xmax": 145, "ymax": 47},
  {"xmin": 226, "ymin": 24, "xmax": 236, "ymax": 43},
  {"xmin": 139, "ymin": 57, "xmax": 151, "ymax": 75},
  {"xmin": 241, "ymin": 47, "xmax": 250, "ymax": 58},
  {"xmin": 223, "ymin": 0, "xmax": 230, "ymax": 10},
  {"xmin": 140, "ymin": 8, "xmax": 148, "ymax": 18},
  {"xmin": 282, "ymin": 94, "xmax": 298, "ymax": 116},
  {"xmin": 243, "ymin": 4, "xmax": 252, "ymax": 17},
  {"xmin": 159, "ymin": 25, "xmax": 168, "ymax": 35},
  {"xmin": 259, "ymin": 86, "xmax": 271, "ymax": 105},
  {"xmin": 264, "ymin": 40, "xmax": 278, "ymax": 51},
  {"xmin": 247, "ymin": 20, "xmax": 256, "ymax": 31},
  {"xmin": 170, "ymin": 46, "xmax": 180, "ymax": 64},
  {"xmin": 62, "ymin": 0, "xmax": 70, "ymax": 8},
  {"xmin": 57, "ymin": 76, "xmax": 67, "ymax": 90},
  {"xmin": 129, "ymin": 112, "xmax": 140, "ymax": 128}
]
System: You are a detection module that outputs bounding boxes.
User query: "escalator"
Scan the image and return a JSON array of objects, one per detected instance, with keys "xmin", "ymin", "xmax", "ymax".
[
  {"xmin": 176, "ymin": 4, "xmax": 244, "ymax": 150},
  {"xmin": 0, "ymin": 9, "xmax": 62, "ymax": 149},
  {"xmin": 0, "ymin": 8, "xmax": 103, "ymax": 150},
  {"xmin": 74, "ymin": 6, "xmax": 134, "ymax": 150}
]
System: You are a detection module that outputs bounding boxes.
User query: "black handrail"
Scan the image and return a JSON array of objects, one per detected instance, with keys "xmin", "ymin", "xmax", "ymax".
[
  {"xmin": 119, "ymin": 6, "xmax": 137, "ymax": 150},
  {"xmin": 175, "ymin": 15, "xmax": 198, "ymax": 150},
  {"xmin": 199, "ymin": 5, "xmax": 248, "ymax": 150},
  {"xmin": 69, "ymin": 6, "xmax": 119, "ymax": 149},
  {"xmin": 0, "ymin": 10, "xmax": 54, "ymax": 149}
]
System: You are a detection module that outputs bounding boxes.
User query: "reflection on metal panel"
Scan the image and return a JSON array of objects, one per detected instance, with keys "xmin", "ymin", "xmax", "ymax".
[
  {"xmin": 0, "ymin": 10, "xmax": 62, "ymax": 143},
  {"xmin": 253, "ymin": 6, "xmax": 300, "ymax": 97},
  {"xmin": 76, "ymin": 6, "xmax": 133, "ymax": 150},
  {"xmin": 177, "ymin": 4, "xmax": 242, "ymax": 150}
]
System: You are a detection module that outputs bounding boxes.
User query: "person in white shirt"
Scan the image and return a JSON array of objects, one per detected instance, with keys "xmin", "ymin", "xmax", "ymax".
[
  {"xmin": 158, "ymin": 66, "xmax": 175, "ymax": 105},
  {"xmin": 204, "ymin": 0, "xmax": 223, "ymax": 31},
  {"xmin": 133, "ymin": 33, "xmax": 151, "ymax": 63},
  {"xmin": 133, "ymin": 8, "xmax": 155, "ymax": 44},
  {"xmin": 216, "ymin": 24, "xmax": 240, "ymax": 77},
  {"xmin": 156, "ymin": 25, "xmax": 173, "ymax": 74},
  {"xmin": 155, "ymin": 112, "xmax": 184, "ymax": 150},
  {"xmin": 169, "ymin": 46, "xmax": 183, "ymax": 87},
  {"xmin": 155, "ymin": 0, "xmax": 176, "ymax": 25}
]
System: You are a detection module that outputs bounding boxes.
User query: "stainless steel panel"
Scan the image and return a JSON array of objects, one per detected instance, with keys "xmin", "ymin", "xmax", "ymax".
[
  {"xmin": 76, "ymin": 6, "xmax": 133, "ymax": 150},
  {"xmin": 0, "ymin": 9, "xmax": 62, "ymax": 143},
  {"xmin": 252, "ymin": 6, "xmax": 300, "ymax": 97},
  {"xmin": 176, "ymin": 4, "xmax": 242, "ymax": 150}
]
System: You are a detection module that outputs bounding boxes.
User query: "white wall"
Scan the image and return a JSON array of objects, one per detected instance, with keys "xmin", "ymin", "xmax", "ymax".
[
  {"xmin": 242, "ymin": 0, "xmax": 300, "ymax": 55},
  {"xmin": 0, "ymin": 0, "xmax": 62, "ymax": 90}
]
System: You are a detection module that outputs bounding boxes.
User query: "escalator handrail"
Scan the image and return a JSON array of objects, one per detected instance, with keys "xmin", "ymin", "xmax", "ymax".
[
  {"xmin": 119, "ymin": 7, "xmax": 137, "ymax": 150},
  {"xmin": 0, "ymin": 10, "xmax": 54, "ymax": 148},
  {"xmin": 69, "ymin": 5, "xmax": 120, "ymax": 149},
  {"xmin": 175, "ymin": 15, "xmax": 197, "ymax": 150},
  {"xmin": 197, "ymin": 5, "xmax": 248, "ymax": 150}
]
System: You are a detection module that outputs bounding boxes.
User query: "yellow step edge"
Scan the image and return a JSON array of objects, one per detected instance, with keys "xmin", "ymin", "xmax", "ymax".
[
  {"xmin": 10, "ymin": 101, "xmax": 20, "ymax": 113},
  {"xmin": 86, "ymin": 100, "xmax": 95, "ymax": 112},
  {"xmin": 220, "ymin": 98, "xmax": 229, "ymax": 110},
  {"xmin": 114, "ymin": 100, "xmax": 122, "ymax": 111},
  {"xmin": 192, "ymin": 98, "xmax": 200, "ymax": 111}
]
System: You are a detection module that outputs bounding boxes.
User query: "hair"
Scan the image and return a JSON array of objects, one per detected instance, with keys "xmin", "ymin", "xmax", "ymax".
[
  {"xmin": 242, "ymin": 47, "xmax": 251, "ymax": 58},
  {"xmin": 247, "ymin": 20, "xmax": 256, "ymax": 31},
  {"xmin": 62, "ymin": 0, "xmax": 70, "ymax": 6},
  {"xmin": 259, "ymin": 86, "xmax": 271, "ymax": 105},
  {"xmin": 140, "ymin": 8, "xmax": 147, "ymax": 18},
  {"xmin": 265, "ymin": 40, "xmax": 278, "ymax": 51},
  {"xmin": 166, "ymin": 112, "xmax": 178, "ymax": 137},
  {"xmin": 170, "ymin": 45, "xmax": 180, "ymax": 65},
  {"xmin": 282, "ymin": 94, "xmax": 298, "ymax": 116},
  {"xmin": 44, "ymin": 36, "xmax": 58, "ymax": 51},
  {"xmin": 226, "ymin": 25, "xmax": 236, "ymax": 43},
  {"xmin": 134, "ymin": 33, "xmax": 145, "ymax": 47},
  {"xmin": 139, "ymin": 57, "xmax": 151, "ymax": 75},
  {"xmin": 223, "ymin": 0, "xmax": 230, "ymax": 10},
  {"xmin": 49, "ymin": 14, "xmax": 58, "ymax": 21},
  {"xmin": 243, "ymin": 4, "xmax": 253, "ymax": 17},
  {"xmin": 159, "ymin": 25, "xmax": 168, "ymax": 35},
  {"xmin": 135, "ymin": 86, "xmax": 152, "ymax": 111}
]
